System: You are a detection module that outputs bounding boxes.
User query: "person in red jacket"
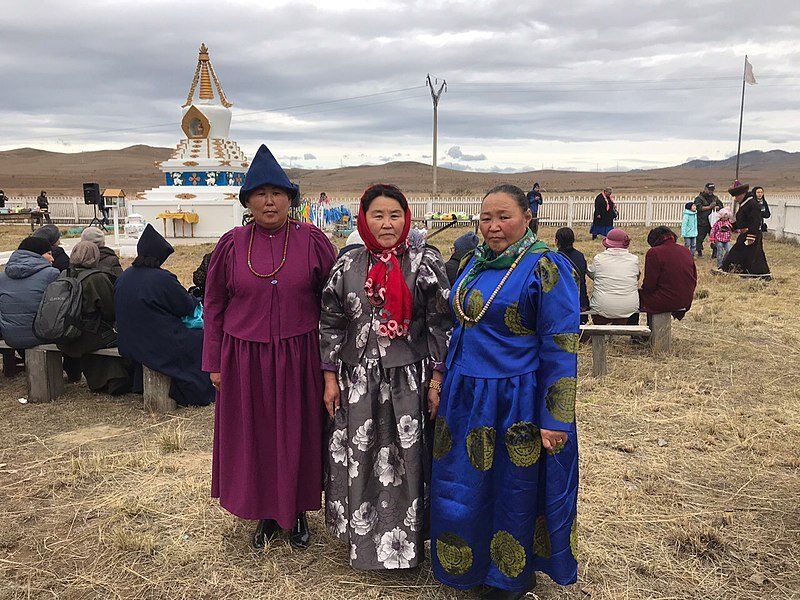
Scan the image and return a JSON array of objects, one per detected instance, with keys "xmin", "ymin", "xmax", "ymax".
[{"xmin": 638, "ymin": 226, "xmax": 697, "ymax": 324}]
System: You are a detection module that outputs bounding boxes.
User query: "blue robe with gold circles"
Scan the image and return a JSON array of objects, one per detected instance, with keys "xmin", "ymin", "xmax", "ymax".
[{"xmin": 430, "ymin": 247, "xmax": 580, "ymax": 592}]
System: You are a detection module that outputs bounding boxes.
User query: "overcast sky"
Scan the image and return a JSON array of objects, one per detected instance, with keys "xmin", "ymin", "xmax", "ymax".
[{"xmin": 2, "ymin": 0, "xmax": 798, "ymax": 172}]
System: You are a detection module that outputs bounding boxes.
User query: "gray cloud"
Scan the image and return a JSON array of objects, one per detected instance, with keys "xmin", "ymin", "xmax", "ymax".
[
  {"xmin": 0, "ymin": 0, "xmax": 798, "ymax": 170},
  {"xmin": 447, "ymin": 146, "xmax": 488, "ymax": 161},
  {"xmin": 303, "ymin": 153, "xmax": 317, "ymax": 160}
]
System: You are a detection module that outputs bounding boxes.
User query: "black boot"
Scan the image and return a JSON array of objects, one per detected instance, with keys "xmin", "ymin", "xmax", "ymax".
[
  {"xmin": 289, "ymin": 512, "xmax": 310, "ymax": 549},
  {"xmin": 252, "ymin": 519, "xmax": 279, "ymax": 549},
  {"xmin": 481, "ymin": 573, "xmax": 536, "ymax": 599}
]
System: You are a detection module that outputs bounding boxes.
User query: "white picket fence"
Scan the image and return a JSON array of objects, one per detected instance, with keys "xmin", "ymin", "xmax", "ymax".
[
  {"xmin": 5, "ymin": 193, "xmax": 800, "ymax": 229},
  {"xmin": 334, "ymin": 193, "xmax": 800, "ymax": 228}
]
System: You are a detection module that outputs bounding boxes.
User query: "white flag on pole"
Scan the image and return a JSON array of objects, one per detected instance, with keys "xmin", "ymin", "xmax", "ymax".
[{"xmin": 744, "ymin": 57, "xmax": 757, "ymax": 85}]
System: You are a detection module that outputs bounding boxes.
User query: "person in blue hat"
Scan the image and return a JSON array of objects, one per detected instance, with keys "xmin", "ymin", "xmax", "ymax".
[
  {"xmin": 202, "ymin": 145, "xmax": 337, "ymax": 550},
  {"xmin": 114, "ymin": 224, "xmax": 215, "ymax": 407},
  {"xmin": 445, "ymin": 231, "xmax": 480, "ymax": 285}
]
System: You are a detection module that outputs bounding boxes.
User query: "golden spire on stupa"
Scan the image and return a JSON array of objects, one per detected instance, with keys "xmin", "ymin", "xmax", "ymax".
[{"xmin": 183, "ymin": 43, "xmax": 232, "ymax": 108}]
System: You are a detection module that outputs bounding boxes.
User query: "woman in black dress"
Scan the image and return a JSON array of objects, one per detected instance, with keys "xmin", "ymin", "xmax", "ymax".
[
  {"xmin": 590, "ymin": 187, "xmax": 615, "ymax": 240},
  {"xmin": 720, "ymin": 181, "xmax": 770, "ymax": 278}
]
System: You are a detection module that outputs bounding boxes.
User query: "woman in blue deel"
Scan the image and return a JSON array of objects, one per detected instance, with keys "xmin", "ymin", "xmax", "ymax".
[{"xmin": 430, "ymin": 184, "xmax": 580, "ymax": 599}]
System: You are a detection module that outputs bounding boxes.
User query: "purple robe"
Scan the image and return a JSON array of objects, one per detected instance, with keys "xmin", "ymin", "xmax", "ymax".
[{"xmin": 203, "ymin": 220, "xmax": 336, "ymax": 527}]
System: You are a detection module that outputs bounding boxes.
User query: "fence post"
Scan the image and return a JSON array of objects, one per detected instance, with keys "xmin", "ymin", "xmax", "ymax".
[
  {"xmin": 645, "ymin": 196, "xmax": 653, "ymax": 227},
  {"xmin": 567, "ymin": 196, "xmax": 574, "ymax": 228},
  {"xmin": 72, "ymin": 197, "xmax": 80, "ymax": 224},
  {"xmin": 426, "ymin": 197, "xmax": 433, "ymax": 216}
]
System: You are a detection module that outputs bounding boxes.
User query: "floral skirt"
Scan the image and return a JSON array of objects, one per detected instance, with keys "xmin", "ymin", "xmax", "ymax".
[{"xmin": 325, "ymin": 359, "xmax": 431, "ymax": 570}]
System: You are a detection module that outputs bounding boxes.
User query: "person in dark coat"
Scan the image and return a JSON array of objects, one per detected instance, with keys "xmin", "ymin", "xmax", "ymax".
[
  {"xmin": 555, "ymin": 227, "xmax": 589, "ymax": 324},
  {"xmin": 750, "ymin": 186, "xmax": 771, "ymax": 232},
  {"xmin": 590, "ymin": 186, "xmax": 615, "ymax": 239},
  {"xmin": 57, "ymin": 242, "xmax": 132, "ymax": 394},
  {"xmin": 526, "ymin": 182, "xmax": 543, "ymax": 234},
  {"xmin": 0, "ymin": 190, "xmax": 8, "ymax": 208},
  {"xmin": 190, "ymin": 252, "xmax": 213, "ymax": 299},
  {"xmin": 81, "ymin": 227, "xmax": 124, "ymax": 282},
  {"xmin": 35, "ymin": 190, "xmax": 51, "ymax": 224},
  {"xmin": 31, "ymin": 224, "xmax": 82, "ymax": 380},
  {"xmin": 693, "ymin": 183, "xmax": 723, "ymax": 258},
  {"xmin": 32, "ymin": 224, "xmax": 69, "ymax": 272},
  {"xmin": 720, "ymin": 181, "xmax": 770, "ymax": 278},
  {"xmin": 639, "ymin": 226, "xmax": 697, "ymax": 320},
  {"xmin": 0, "ymin": 237, "xmax": 58, "ymax": 349},
  {"xmin": 444, "ymin": 231, "xmax": 480, "ymax": 285},
  {"xmin": 115, "ymin": 224, "xmax": 215, "ymax": 407}
]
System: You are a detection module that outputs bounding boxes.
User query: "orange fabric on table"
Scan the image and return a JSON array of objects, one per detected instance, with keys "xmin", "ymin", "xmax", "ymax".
[{"xmin": 156, "ymin": 211, "xmax": 199, "ymax": 223}]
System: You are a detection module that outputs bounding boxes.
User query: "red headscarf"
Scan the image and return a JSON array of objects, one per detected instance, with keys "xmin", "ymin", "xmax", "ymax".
[{"xmin": 356, "ymin": 184, "xmax": 413, "ymax": 339}]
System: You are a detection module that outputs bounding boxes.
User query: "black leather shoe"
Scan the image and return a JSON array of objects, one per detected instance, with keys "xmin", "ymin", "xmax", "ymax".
[
  {"xmin": 252, "ymin": 519, "xmax": 279, "ymax": 549},
  {"xmin": 289, "ymin": 512, "xmax": 310, "ymax": 549}
]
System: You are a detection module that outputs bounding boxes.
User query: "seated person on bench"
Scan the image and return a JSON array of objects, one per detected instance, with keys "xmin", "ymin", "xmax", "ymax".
[
  {"xmin": 81, "ymin": 227, "xmax": 124, "ymax": 283},
  {"xmin": 0, "ymin": 237, "xmax": 59, "ymax": 352},
  {"xmin": 587, "ymin": 228, "xmax": 640, "ymax": 325},
  {"xmin": 114, "ymin": 225, "xmax": 215, "ymax": 407},
  {"xmin": 633, "ymin": 226, "xmax": 697, "ymax": 327},
  {"xmin": 56, "ymin": 242, "xmax": 133, "ymax": 395}
]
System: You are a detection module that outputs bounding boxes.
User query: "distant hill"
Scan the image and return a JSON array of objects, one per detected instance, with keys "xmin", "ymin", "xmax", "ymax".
[
  {"xmin": 679, "ymin": 149, "xmax": 800, "ymax": 170},
  {"xmin": 0, "ymin": 145, "xmax": 173, "ymax": 195},
  {"xmin": 1, "ymin": 146, "xmax": 798, "ymax": 196}
]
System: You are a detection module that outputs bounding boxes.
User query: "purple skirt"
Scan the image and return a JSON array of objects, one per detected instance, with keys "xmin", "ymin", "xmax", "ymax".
[{"xmin": 212, "ymin": 331, "xmax": 324, "ymax": 528}]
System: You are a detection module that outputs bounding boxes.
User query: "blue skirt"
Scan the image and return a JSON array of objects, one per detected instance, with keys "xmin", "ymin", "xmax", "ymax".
[
  {"xmin": 589, "ymin": 224, "xmax": 614, "ymax": 237},
  {"xmin": 430, "ymin": 365, "xmax": 579, "ymax": 592}
]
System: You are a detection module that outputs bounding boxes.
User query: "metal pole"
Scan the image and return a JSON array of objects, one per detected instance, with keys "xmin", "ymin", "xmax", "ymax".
[
  {"xmin": 432, "ymin": 102, "xmax": 438, "ymax": 196},
  {"xmin": 426, "ymin": 74, "xmax": 446, "ymax": 197},
  {"xmin": 735, "ymin": 55, "xmax": 747, "ymax": 180}
]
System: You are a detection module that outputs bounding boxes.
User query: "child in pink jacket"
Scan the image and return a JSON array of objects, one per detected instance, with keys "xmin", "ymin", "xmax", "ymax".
[{"xmin": 710, "ymin": 207, "xmax": 733, "ymax": 268}]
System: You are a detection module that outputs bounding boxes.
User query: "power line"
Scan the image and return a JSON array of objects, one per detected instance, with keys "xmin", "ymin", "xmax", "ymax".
[
  {"xmin": 42, "ymin": 85, "xmax": 427, "ymax": 139},
  {"xmin": 447, "ymin": 83, "xmax": 800, "ymax": 94},
  {"xmin": 449, "ymin": 75, "xmax": 800, "ymax": 87}
]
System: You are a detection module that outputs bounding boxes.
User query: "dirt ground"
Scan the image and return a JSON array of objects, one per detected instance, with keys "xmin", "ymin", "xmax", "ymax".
[{"xmin": 0, "ymin": 224, "xmax": 798, "ymax": 599}]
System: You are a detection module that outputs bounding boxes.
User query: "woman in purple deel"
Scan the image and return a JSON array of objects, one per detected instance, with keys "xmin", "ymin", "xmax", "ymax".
[{"xmin": 203, "ymin": 144, "xmax": 337, "ymax": 550}]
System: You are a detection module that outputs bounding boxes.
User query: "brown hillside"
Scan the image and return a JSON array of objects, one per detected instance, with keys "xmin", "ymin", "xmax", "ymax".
[
  {"xmin": 0, "ymin": 145, "xmax": 173, "ymax": 195},
  {"xmin": 1, "ymin": 146, "xmax": 798, "ymax": 196}
]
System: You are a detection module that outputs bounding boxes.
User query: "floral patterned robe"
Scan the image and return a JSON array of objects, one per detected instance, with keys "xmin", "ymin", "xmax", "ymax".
[{"xmin": 319, "ymin": 243, "xmax": 451, "ymax": 570}]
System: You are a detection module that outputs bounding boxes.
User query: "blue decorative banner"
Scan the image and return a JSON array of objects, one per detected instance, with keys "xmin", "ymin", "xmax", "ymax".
[{"xmin": 165, "ymin": 171, "xmax": 245, "ymax": 186}]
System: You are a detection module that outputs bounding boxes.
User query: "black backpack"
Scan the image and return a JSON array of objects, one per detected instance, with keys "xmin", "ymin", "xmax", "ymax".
[{"xmin": 33, "ymin": 269, "xmax": 97, "ymax": 343}]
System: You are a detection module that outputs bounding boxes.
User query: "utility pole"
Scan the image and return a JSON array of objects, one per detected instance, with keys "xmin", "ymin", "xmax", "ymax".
[{"xmin": 426, "ymin": 74, "xmax": 447, "ymax": 196}]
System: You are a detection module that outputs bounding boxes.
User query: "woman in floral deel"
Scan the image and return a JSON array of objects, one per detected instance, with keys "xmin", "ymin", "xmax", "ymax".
[{"xmin": 319, "ymin": 183, "xmax": 452, "ymax": 570}]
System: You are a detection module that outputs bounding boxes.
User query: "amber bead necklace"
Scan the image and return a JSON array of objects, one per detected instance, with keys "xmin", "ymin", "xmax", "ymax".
[{"xmin": 247, "ymin": 220, "xmax": 290, "ymax": 278}]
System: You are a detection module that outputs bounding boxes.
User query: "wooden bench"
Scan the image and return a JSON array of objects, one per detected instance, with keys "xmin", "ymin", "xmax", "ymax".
[
  {"xmin": 0, "ymin": 341, "xmax": 176, "ymax": 413},
  {"xmin": 648, "ymin": 312, "xmax": 674, "ymax": 355},
  {"xmin": 0, "ymin": 211, "xmax": 39, "ymax": 231},
  {"xmin": 580, "ymin": 324, "xmax": 651, "ymax": 377}
]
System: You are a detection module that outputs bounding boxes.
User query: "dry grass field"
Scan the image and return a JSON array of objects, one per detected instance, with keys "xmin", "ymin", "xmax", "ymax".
[{"xmin": 0, "ymin": 223, "xmax": 798, "ymax": 600}]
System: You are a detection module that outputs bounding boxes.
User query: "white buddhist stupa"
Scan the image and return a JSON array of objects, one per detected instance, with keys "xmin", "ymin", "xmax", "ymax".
[{"xmin": 130, "ymin": 44, "xmax": 248, "ymax": 238}]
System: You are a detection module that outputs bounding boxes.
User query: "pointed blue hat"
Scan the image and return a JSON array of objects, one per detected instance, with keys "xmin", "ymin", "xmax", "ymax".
[{"xmin": 239, "ymin": 144, "xmax": 299, "ymax": 207}]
